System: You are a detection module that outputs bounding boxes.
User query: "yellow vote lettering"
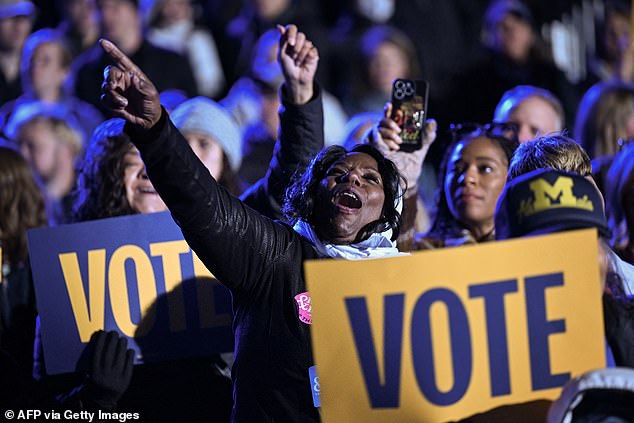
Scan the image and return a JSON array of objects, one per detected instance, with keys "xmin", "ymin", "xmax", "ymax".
[
  {"xmin": 108, "ymin": 245, "xmax": 157, "ymax": 337},
  {"xmin": 59, "ymin": 250, "xmax": 106, "ymax": 342},
  {"xmin": 58, "ymin": 242, "xmax": 232, "ymax": 341}
]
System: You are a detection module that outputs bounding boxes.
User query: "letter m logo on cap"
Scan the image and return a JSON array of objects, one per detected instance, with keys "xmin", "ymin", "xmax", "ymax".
[{"xmin": 519, "ymin": 176, "xmax": 594, "ymax": 217}]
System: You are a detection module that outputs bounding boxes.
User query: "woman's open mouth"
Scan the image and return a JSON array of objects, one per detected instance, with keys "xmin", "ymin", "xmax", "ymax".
[{"xmin": 334, "ymin": 190, "xmax": 362, "ymax": 213}]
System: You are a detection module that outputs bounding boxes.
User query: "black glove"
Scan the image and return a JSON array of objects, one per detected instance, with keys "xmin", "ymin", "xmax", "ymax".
[{"xmin": 81, "ymin": 330, "xmax": 134, "ymax": 409}]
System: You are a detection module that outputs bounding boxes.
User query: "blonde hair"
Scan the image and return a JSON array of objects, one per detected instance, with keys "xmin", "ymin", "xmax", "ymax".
[
  {"xmin": 595, "ymin": 90, "xmax": 634, "ymax": 157},
  {"xmin": 17, "ymin": 114, "xmax": 83, "ymax": 156},
  {"xmin": 508, "ymin": 134, "xmax": 592, "ymax": 180},
  {"xmin": 575, "ymin": 81, "xmax": 634, "ymax": 158}
]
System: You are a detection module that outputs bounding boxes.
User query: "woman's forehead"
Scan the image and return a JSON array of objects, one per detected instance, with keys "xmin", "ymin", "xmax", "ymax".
[
  {"xmin": 334, "ymin": 152, "xmax": 380, "ymax": 169},
  {"xmin": 184, "ymin": 130, "xmax": 220, "ymax": 144},
  {"xmin": 451, "ymin": 136, "xmax": 507, "ymax": 162}
]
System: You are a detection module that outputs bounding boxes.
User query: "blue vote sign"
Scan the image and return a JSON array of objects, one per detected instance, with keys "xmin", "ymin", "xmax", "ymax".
[{"xmin": 28, "ymin": 211, "xmax": 233, "ymax": 375}]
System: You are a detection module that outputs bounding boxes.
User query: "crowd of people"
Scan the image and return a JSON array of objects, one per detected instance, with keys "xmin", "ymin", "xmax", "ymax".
[{"xmin": 2, "ymin": 0, "xmax": 634, "ymax": 421}]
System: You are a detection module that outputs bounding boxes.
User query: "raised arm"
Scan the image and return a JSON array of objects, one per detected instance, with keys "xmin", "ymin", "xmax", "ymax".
[
  {"xmin": 99, "ymin": 39, "xmax": 298, "ymax": 294},
  {"xmin": 240, "ymin": 25, "xmax": 324, "ymax": 220}
]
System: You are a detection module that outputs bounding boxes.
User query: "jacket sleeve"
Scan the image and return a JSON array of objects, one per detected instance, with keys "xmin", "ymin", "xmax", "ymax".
[
  {"xmin": 126, "ymin": 111, "xmax": 298, "ymax": 295},
  {"xmin": 240, "ymin": 82, "xmax": 324, "ymax": 220}
]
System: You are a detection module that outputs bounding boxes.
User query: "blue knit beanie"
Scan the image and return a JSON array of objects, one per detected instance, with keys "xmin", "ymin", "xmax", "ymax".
[
  {"xmin": 0, "ymin": 0, "xmax": 34, "ymax": 20},
  {"xmin": 171, "ymin": 97, "xmax": 242, "ymax": 171}
]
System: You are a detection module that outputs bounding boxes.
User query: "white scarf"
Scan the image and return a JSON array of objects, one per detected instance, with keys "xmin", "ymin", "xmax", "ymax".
[{"xmin": 293, "ymin": 220, "xmax": 407, "ymax": 260}]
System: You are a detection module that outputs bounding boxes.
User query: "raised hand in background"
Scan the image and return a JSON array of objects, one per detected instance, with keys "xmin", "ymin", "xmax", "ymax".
[
  {"xmin": 368, "ymin": 102, "xmax": 437, "ymax": 196},
  {"xmin": 277, "ymin": 24, "xmax": 319, "ymax": 105}
]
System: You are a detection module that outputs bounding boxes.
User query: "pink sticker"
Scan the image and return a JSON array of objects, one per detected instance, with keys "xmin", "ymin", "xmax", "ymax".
[{"xmin": 294, "ymin": 292, "xmax": 312, "ymax": 325}]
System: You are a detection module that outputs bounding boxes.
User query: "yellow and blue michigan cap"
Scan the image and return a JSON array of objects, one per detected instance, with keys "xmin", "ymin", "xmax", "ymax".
[{"xmin": 495, "ymin": 168, "xmax": 611, "ymax": 240}]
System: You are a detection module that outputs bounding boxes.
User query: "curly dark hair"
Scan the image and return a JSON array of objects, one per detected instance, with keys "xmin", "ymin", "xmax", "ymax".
[
  {"xmin": 283, "ymin": 144, "xmax": 405, "ymax": 242},
  {"xmin": 72, "ymin": 119, "xmax": 137, "ymax": 222},
  {"xmin": 0, "ymin": 146, "xmax": 48, "ymax": 265},
  {"xmin": 426, "ymin": 132, "xmax": 518, "ymax": 241}
]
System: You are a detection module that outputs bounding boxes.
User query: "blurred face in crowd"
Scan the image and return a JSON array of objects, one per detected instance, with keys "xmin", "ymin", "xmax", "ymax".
[
  {"xmin": 368, "ymin": 41, "xmax": 409, "ymax": 95},
  {"xmin": 0, "ymin": 15, "xmax": 32, "ymax": 53},
  {"xmin": 604, "ymin": 11, "xmax": 630, "ymax": 63},
  {"xmin": 183, "ymin": 131, "xmax": 224, "ymax": 180},
  {"xmin": 445, "ymin": 136, "xmax": 509, "ymax": 236},
  {"xmin": 250, "ymin": 0, "xmax": 289, "ymax": 20},
  {"xmin": 158, "ymin": 0, "xmax": 192, "ymax": 25},
  {"xmin": 494, "ymin": 14, "xmax": 534, "ymax": 63},
  {"xmin": 66, "ymin": 0, "xmax": 99, "ymax": 34},
  {"xmin": 313, "ymin": 152, "xmax": 385, "ymax": 244},
  {"xmin": 253, "ymin": 40, "xmax": 283, "ymax": 137},
  {"xmin": 122, "ymin": 146, "xmax": 167, "ymax": 214},
  {"xmin": 30, "ymin": 43, "xmax": 69, "ymax": 95},
  {"xmin": 18, "ymin": 120, "xmax": 69, "ymax": 183},
  {"xmin": 508, "ymin": 96, "xmax": 561, "ymax": 143},
  {"xmin": 98, "ymin": 0, "xmax": 140, "ymax": 46}
]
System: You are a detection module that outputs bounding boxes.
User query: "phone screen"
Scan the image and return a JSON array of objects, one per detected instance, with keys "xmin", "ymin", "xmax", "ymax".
[{"xmin": 390, "ymin": 79, "xmax": 429, "ymax": 152}]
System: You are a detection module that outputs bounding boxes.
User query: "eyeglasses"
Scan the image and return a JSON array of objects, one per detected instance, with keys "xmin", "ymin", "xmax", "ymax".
[{"xmin": 449, "ymin": 122, "xmax": 519, "ymax": 144}]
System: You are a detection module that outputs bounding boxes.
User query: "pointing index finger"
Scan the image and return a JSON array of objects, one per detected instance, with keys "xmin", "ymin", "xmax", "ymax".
[{"xmin": 99, "ymin": 38, "xmax": 142, "ymax": 75}]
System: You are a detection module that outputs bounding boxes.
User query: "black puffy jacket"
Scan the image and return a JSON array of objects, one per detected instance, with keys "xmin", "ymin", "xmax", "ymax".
[{"xmin": 127, "ymin": 88, "xmax": 325, "ymax": 422}]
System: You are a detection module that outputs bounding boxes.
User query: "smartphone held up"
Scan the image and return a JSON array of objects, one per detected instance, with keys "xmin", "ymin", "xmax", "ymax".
[{"xmin": 390, "ymin": 79, "xmax": 429, "ymax": 152}]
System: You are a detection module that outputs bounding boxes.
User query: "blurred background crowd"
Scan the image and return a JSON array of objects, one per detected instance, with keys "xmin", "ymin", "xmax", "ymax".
[{"xmin": 3, "ymin": 0, "xmax": 634, "ymax": 224}]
